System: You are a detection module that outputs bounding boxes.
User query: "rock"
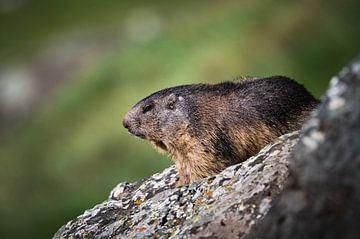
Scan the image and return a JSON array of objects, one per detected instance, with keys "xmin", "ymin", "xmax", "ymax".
[
  {"xmin": 246, "ymin": 56, "xmax": 360, "ymax": 239},
  {"xmin": 54, "ymin": 131, "xmax": 299, "ymax": 239}
]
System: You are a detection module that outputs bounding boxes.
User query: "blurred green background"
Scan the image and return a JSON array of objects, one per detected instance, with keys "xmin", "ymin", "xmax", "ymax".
[{"xmin": 0, "ymin": 0, "xmax": 359, "ymax": 238}]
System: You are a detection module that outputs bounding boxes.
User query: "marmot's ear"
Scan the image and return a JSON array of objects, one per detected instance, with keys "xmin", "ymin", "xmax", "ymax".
[
  {"xmin": 166, "ymin": 93, "xmax": 178, "ymax": 109},
  {"xmin": 167, "ymin": 93, "xmax": 177, "ymax": 104}
]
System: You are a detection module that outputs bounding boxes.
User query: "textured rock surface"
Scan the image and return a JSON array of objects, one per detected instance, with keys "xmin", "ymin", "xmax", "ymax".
[
  {"xmin": 246, "ymin": 56, "xmax": 360, "ymax": 239},
  {"xmin": 54, "ymin": 131, "xmax": 299, "ymax": 239}
]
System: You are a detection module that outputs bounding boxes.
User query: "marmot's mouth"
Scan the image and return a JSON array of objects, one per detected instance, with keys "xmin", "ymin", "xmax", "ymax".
[
  {"xmin": 134, "ymin": 133, "xmax": 146, "ymax": 139},
  {"xmin": 153, "ymin": 140, "xmax": 167, "ymax": 151}
]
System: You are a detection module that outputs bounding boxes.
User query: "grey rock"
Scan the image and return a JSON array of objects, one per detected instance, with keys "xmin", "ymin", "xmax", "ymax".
[
  {"xmin": 54, "ymin": 131, "xmax": 299, "ymax": 239},
  {"xmin": 246, "ymin": 56, "xmax": 360, "ymax": 239}
]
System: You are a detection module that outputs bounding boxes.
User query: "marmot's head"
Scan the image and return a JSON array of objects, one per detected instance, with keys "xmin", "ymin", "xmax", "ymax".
[{"xmin": 123, "ymin": 89, "xmax": 189, "ymax": 152}]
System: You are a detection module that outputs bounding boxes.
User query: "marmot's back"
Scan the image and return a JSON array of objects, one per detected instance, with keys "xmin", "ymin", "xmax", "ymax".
[{"xmin": 123, "ymin": 76, "xmax": 318, "ymax": 186}]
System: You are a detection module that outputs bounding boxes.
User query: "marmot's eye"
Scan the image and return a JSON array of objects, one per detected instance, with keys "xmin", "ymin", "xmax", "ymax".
[{"xmin": 142, "ymin": 104, "xmax": 153, "ymax": 114}]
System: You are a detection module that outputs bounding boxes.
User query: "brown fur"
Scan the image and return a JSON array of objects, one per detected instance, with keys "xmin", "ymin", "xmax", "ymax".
[{"xmin": 123, "ymin": 76, "xmax": 318, "ymax": 186}]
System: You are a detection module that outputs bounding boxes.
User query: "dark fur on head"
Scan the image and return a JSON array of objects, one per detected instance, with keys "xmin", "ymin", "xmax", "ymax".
[{"xmin": 123, "ymin": 76, "xmax": 318, "ymax": 186}]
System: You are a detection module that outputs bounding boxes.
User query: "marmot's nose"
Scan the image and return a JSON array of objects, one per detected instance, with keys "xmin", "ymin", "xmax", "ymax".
[{"xmin": 123, "ymin": 118, "xmax": 130, "ymax": 129}]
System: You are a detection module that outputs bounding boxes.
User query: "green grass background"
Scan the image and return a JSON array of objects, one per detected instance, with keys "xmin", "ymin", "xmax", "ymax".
[{"xmin": 0, "ymin": 0, "xmax": 359, "ymax": 238}]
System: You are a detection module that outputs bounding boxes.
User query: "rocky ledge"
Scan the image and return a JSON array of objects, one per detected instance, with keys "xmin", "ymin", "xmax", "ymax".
[{"xmin": 54, "ymin": 56, "xmax": 360, "ymax": 239}]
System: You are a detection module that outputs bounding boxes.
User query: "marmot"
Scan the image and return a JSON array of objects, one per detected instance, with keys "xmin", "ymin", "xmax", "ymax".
[{"xmin": 123, "ymin": 76, "xmax": 318, "ymax": 186}]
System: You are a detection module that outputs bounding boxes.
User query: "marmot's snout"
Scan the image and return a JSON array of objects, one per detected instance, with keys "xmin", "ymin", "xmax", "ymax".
[
  {"xmin": 122, "ymin": 118, "xmax": 129, "ymax": 129},
  {"xmin": 123, "ymin": 110, "xmax": 146, "ymax": 139}
]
